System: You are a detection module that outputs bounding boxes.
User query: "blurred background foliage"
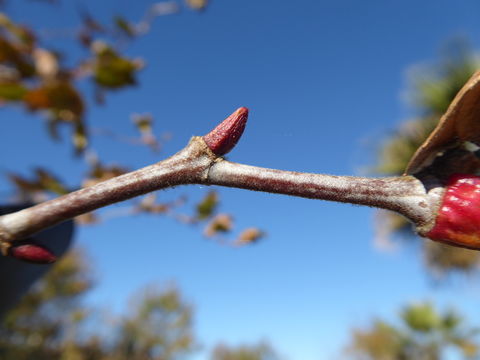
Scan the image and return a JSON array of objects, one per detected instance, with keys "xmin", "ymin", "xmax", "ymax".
[
  {"xmin": 343, "ymin": 302, "xmax": 480, "ymax": 360},
  {"xmin": 375, "ymin": 39, "xmax": 480, "ymax": 279},
  {"xmin": 0, "ymin": 0, "xmax": 267, "ymax": 358},
  {"xmin": 211, "ymin": 342, "xmax": 282, "ymax": 360},
  {"xmin": 2, "ymin": 1, "xmax": 480, "ymax": 359},
  {"xmin": 0, "ymin": 0, "xmax": 263, "ymax": 244},
  {"xmin": 0, "ymin": 250, "xmax": 281, "ymax": 359}
]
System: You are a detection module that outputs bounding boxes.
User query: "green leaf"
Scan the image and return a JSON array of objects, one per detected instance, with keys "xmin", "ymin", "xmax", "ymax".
[
  {"xmin": 401, "ymin": 303, "xmax": 440, "ymax": 333},
  {"xmin": 73, "ymin": 122, "xmax": 88, "ymax": 155},
  {"xmin": 93, "ymin": 46, "xmax": 141, "ymax": 89},
  {"xmin": 441, "ymin": 309, "xmax": 462, "ymax": 331},
  {"xmin": 196, "ymin": 191, "xmax": 218, "ymax": 220},
  {"xmin": 132, "ymin": 113, "xmax": 153, "ymax": 134},
  {"xmin": 0, "ymin": 81, "xmax": 27, "ymax": 101},
  {"xmin": 114, "ymin": 16, "xmax": 136, "ymax": 37}
]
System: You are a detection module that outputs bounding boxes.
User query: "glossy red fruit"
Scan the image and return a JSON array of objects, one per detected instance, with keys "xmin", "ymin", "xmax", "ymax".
[
  {"xmin": 9, "ymin": 243, "xmax": 57, "ymax": 264},
  {"xmin": 203, "ymin": 107, "xmax": 248, "ymax": 156},
  {"xmin": 426, "ymin": 174, "xmax": 480, "ymax": 250}
]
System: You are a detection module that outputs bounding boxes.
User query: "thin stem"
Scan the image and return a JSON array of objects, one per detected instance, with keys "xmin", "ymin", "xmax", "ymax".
[
  {"xmin": 0, "ymin": 138, "xmax": 441, "ymax": 245},
  {"xmin": 0, "ymin": 138, "xmax": 213, "ymax": 243},
  {"xmin": 205, "ymin": 160, "xmax": 438, "ymax": 230}
]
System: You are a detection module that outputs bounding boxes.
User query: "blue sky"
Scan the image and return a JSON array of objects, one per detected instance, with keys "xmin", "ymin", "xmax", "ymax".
[{"xmin": 2, "ymin": 0, "xmax": 480, "ymax": 359}]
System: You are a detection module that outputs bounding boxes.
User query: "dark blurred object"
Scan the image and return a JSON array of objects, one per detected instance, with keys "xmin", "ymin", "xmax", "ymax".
[{"xmin": 0, "ymin": 204, "xmax": 74, "ymax": 318}]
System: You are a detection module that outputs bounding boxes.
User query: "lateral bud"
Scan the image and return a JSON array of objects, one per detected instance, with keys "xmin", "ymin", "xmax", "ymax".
[
  {"xmin": 8, "ymin": 242, "xmax": 57, "ymax": 264},
  {"xmin": 203, "ymin": 107, "xmax": 249, "ymax": 156}
]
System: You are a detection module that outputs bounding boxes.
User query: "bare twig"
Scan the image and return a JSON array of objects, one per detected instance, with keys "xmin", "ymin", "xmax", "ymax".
[{"xmin": 0, "ymin": 107, "xmax": 444, "ymax": 258}]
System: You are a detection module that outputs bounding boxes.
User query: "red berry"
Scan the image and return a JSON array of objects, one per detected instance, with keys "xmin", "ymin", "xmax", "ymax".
[{"xmin": 426, "ymin": 174, "xmax": 480, "ymax": 250}]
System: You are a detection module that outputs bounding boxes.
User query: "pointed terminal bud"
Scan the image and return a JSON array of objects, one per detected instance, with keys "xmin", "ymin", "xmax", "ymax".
[
  {"xmin": 203, "ymin": 107, "xmax": 248, "ymax": 156},
  {"xmin": 424, "ymin": 174, "xmax": 480, "ymax": 250},
  {"xmin": 8, "ymin": 242, "xmax": 57, "ymax": 264}
]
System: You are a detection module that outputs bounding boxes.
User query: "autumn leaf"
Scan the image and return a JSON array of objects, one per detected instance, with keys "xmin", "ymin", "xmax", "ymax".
[
  {"xmin": 114, "ymin": 15, "xmax": 136, "ymax": 38},
  {"xmin": 0, "ymin": 81, "xmax": 27, "ymax": 101},
  {"xmin": 8, "ymin": 173, "xmax": 44, "ymax": 194},
  {"xmin": 35, "ymin": 168, "xmax": 69, "ymax": 195},
  {"xmin": 92, "ymin": 42, "xmax": 142, "ymax": 89},
  {"xmin": 75, "ymin": 212, "xmax": 99, "ymax": 225},
  {"xmin": 186, "ymin": 0, "xmax": 208, "ymax": 11},
  {"xmin": 73, "ymin": 122, "xmax": 88, "ymax": 154},
  {"xmin": 83, "ymin": 158, "xmax": 128, "ymax": 187},
  {"xmin": 137, "ymin": 194, "xmax": 168, "ymax": 214},
  {"xmin": 8, "ymin": 168, "xmax": 69, "ymax": 198},
  {"xmin": 195, "ymin": 191, "xmax": 218, "ymax": 220},
  {"xmin": 204, "ymin": 214, "xmax": 232, "ymax": 237},
  {"xmin": 132, "ymin": 113, "xmax": 153, "ymax": 134},
  {"xmin": 0, "ymin": 36, "xmax": 35, "ymax": 78},
  {"xmin": 131, "ymin": 113, "xmax": 160, "ymax": 150},
  {"xmin": 235, "ymin": 228, "xmax": 264, "ymax": 246},
  {"xmin": 24, "ymin": 81, "xmax": 84, "ymax": 121}
]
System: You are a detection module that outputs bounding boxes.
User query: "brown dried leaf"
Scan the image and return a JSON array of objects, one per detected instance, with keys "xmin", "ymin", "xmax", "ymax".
[
  {"xmin": 0, "ymin": 14, "xmax": 36, "ymax": 51},
  {"xmin": 84, "ymin": 160, "xmax": 128, "ymax": 187},
  {"xmin": 24, "ymin": 81, "xmax": 84, "ymax": 120},
  {"xmin": 35, "ymin": 167, "xmax": 69, "ymax": 195},
  {"xmin": 204, "ymin": 214, "xmax": 233, "ymax": 237},
  {"xmin": 8, "ymin": 173, "xmax": 43, "ymax": 194},
  {"xmin": 0, "ymin": 35, "xmax": 35, "ymax": 78},
  {"xmin": 137, "ymin": 194, "xmax": 168, "ymax": 214},
  {"xmin": 8, "ymin": 168, "xmax": 68, "ymax": 197},
  {"xmin": 406, "ymin": 71, "xmax": 480, "ymax": 175},
  {"xmin": 75, "ymin": 212, "xmax": 99, "ymax": 225},
  {"xmin": 23, "ymin": 85, "xmax": 50, "ymax": 109},
  {"xmin": 185, "ymin": 0, "xmax": 208, "ymax": 11},
  {"xmin": 235, "ymin": 228, "xmax": 264, "ymax": 246}
]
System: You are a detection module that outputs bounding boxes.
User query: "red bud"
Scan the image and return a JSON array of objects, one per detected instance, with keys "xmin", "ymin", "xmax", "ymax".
[
  {"xmin": 425, "ymin": 174, "xmax": 480, "ymax": 250},
  {"xmin": 203, "ymin": 107, "xmax": 248, "ymax": 156},
  {"xmin": 9, "ymin": 243, "xmax": 57, "ymax": 264}
]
